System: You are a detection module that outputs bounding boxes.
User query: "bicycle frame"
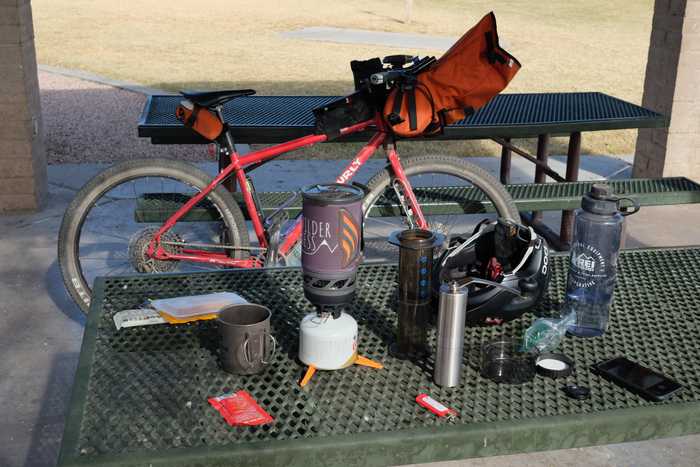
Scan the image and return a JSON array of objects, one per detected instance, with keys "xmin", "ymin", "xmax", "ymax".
[{"xmin": 147, "ymin": 114, "xmax": 428, "ymax": 268}]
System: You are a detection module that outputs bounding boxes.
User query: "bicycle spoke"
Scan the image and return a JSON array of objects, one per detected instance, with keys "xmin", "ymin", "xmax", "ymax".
[
  {"xmin": 86, "ymin": 263, "xmax": 133, "ymax": 276},
  {"xmin": 61, "ymin": 160, "xmax": 251, "ymax": 314},
  {"xmin": 81, "ymin": 257, "xmax": 130, "ymax": 262},
  {"xmin": 81, "ymin": 228, "xmax": 132, "ymax": 242},
  {"xmin": 362, "ymin": 163, "xmax": 510, "ymax": 262},
  {"xmin": 367, "ymin": 216, "xmax": 405, "ymax": 228}
]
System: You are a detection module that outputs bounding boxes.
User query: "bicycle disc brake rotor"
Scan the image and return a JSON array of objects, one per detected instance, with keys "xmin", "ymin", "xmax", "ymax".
[{"xmin": 128, "ymin": 227, "xmax": 183, "ymax": 273}]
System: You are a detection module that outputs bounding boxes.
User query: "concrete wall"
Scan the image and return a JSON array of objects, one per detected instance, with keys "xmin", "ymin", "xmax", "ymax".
[
  {"xmin": 0, "ymin": 0, "xmax": 46, "ymax": 213},
  {"xmin": 634, "ymin": 0, "xmax": 700, "ymax": 181}
]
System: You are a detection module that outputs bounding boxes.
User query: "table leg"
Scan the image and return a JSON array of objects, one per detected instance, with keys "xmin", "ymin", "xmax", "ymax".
[
  {"xmin": 559, "ymin": 132, "xmax": 582, "ymax": 248},
  {"xmin": 499, "ymin": 138, "xmax": 512, "ymax": 185},
  {"xmin": 531, "ymin": 134, "xmax": 550, "ymax": 222}
]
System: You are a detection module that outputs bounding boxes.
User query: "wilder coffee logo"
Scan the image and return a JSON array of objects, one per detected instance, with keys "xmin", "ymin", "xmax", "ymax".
[
  {"xmin": 302, "ymin": 218, "xmax": 337, "ymax": 255},
  {"xmin": 302, "ymin": 208, "xmax": 360, "ymax": 268},
  {"xmin": 569, "ymin": 241, "xmax": 606, "ymax": 288}
]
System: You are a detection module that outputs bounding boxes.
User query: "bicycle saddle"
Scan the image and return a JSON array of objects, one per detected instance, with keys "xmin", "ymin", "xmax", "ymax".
[{"xmin": 181, "ymin": 89, "xmax": 256, "ymax": 108}]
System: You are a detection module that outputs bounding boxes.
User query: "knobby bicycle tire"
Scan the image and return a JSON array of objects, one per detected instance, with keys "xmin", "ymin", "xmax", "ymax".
[
  {"xmin": 363, "ymin": 154, "xmax": 520, "ymax": 226},
  {"xmin": 57, "ymin": 159, "xmax": 249, "ymax": 314}
]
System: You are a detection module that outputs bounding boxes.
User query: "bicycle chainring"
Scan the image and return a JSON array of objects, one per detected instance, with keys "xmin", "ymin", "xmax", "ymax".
[{"xmin": 128, "ymin": 227, "xmax": 183, "ymax": 273}]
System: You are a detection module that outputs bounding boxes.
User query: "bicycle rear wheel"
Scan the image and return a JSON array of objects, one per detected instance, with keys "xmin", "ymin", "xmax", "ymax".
[
  {"xmin": 362, "ymin": 154, "xmax": 519, "ymax": 260},
  {"xmin": 58, "ymin": 159, "xmax": 249, "ymax": 314}
]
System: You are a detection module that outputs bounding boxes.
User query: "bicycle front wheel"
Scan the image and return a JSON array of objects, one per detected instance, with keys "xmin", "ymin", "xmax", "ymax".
[
  {"xmin": 58, "ymin": 158, "xmax": 250, "ymax": 314},
  {"xmin": 362, "ymin": 154, "xmax": 520, "ymax": 259}
]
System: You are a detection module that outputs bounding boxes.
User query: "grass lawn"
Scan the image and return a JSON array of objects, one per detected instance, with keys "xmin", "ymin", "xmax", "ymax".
[{"xmin": 32, "ymin": 0, "xmax": 654, "ymax": 159}]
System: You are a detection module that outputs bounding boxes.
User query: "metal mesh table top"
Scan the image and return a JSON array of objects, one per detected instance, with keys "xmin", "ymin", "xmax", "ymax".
[
  {"xmin": 138, "ymin": 92, "xmax": 666, "ymax": 144},
  {"xmin": 59, "ymin": 247, "xmax": 700, "ymax": 466}
]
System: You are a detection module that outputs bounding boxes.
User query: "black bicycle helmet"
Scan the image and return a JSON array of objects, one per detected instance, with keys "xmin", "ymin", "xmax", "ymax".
[{"xmin": 434, "ymin": 218, "xmax": 551, "ymax": 326}]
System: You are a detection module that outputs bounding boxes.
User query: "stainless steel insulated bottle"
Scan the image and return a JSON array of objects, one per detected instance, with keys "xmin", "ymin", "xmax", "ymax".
[{"xmin": 434, "ymin": 281, "xmax": 468, "ymax": 387}]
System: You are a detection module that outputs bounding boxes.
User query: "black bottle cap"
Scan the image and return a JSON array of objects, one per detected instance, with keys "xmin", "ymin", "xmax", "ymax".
[
  {"xmin": 581, "ymin": 183, "xmax": 619, "ymax": 215},
  {"xmin": 562, "ymin": 384, "xmax": 591, "ymax": 400}
]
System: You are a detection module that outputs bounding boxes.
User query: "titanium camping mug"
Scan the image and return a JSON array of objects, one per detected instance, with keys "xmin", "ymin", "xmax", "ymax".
[{"xmin": 217, "ymin": 304, "xmax": 277, "ymax": 375}]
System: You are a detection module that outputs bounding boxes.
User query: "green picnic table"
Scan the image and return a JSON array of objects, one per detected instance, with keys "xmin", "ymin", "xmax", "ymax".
[{"xmin": 58, "ymin": 246, "xmax": 700, "ymax": 466}]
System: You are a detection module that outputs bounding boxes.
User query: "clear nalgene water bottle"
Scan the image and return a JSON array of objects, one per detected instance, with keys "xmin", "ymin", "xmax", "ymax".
[{"xmin": 564, "ymin": 184, "xmax": 639, "ymax": 337}]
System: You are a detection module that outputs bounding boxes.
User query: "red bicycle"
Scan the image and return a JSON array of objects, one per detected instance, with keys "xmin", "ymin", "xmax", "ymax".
[{"xmin": 58, "ymin": 57, "xmax": 519, "ymax": 313}]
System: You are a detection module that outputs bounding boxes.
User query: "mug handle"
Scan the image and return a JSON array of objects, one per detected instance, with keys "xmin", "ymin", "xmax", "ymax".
[
  {"xmin": 261, "ymin": 333, "xmax": 277, "ymax": 365},
  {"xmin": 241, "ymin": 336, "xmax": 255, "ymax": 368}
]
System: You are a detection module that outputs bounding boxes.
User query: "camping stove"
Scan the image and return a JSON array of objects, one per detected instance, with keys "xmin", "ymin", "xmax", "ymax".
[
  {"xmin": 298, "ymin": 183, "xmax": 381, "ymax": 386},
  {"xmin": 298, "ymin": 311, "xmax": 382, "ymax": 386}
]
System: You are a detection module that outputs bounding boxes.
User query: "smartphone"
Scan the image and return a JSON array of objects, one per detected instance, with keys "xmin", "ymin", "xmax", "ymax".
[{"xmin": 592, "ymin": 356, "xmax": 683, "ymax": 402}]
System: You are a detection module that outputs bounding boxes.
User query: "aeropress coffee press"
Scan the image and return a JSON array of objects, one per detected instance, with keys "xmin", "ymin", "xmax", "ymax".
[
  {"xmin": 388, "ymin": 228, "xmax": 444, "ymax": 359},
  {"xmin": 297, "ymin": 184, "xmax": 382, "ymax": 387}
]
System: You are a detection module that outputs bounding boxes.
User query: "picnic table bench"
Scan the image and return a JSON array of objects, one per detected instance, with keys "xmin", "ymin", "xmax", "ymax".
[
  {"xmin": 138, "ymin": 92, "xmax": 667, "ymax": 248},
  {"xmin": 59, "ymin": 246, "xmax": 700, "ymax": 466}
]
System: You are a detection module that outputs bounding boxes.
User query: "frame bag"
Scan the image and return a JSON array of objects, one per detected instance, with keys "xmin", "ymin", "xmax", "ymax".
[
  {"xmin": 384, "ymin": 12, "xmax": 521, "ymax": 138},
  {"xmin": 313, "ymin": 91, "xmax": 375, "ymax": 141}
]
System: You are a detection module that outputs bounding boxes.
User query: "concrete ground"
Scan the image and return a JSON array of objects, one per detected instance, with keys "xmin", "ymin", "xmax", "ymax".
[
  {"xmin": 38, "ymin": 69, "xmax": 204, "ymax": 164},
  {"xmin": 2, "ymin": 151, "xmax": 700, "ymax": 467}
]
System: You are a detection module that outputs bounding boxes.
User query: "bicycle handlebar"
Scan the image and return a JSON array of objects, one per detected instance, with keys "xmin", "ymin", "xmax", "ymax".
[
  {"xmin": 370, "ymin": 70, "xmax": 407, "ymax": 85},
  {"xmin": 369, "ymin": 56, "xmax": 437, "ymax": 86}
]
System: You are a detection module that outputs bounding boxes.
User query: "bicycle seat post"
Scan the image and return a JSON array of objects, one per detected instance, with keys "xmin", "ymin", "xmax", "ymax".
[
  {"xmin": 212, "ymin": 105, "xmax": 233, "ymax": 152},
  {"xmin": 213, "ymin": 105, "xmax": 237, "ymax": 192}
]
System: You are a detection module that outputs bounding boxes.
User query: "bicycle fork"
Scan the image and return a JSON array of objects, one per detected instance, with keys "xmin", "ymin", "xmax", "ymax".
[{"xmin": 385, "ymin": 144, "xmax": 429, "ymax": 230}]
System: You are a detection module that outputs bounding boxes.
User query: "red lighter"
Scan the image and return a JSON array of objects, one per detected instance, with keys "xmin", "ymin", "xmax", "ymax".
[{"xmin": 416, "ymin": 393, "xmax": 457, "ymax": 418}]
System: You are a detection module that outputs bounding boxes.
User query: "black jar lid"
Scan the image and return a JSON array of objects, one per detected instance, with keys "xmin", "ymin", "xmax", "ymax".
[{"xmin": 535, "ymin": 353, "xmax": 575, "ymax": 378}]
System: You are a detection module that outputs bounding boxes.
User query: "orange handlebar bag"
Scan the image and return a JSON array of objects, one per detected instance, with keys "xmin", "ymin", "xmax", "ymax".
[{"xmin": 384, "ymin": 12, "xmax": 521, "ymax": 137}]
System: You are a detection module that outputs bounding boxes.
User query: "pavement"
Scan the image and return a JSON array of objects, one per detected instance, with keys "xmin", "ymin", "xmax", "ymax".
[
  {"xmin": 2, "ymin": 70, "xmax": 700, "ymax": 467},
  {"xmin": 38, "ymin": 69, "xmax": 210, "ymax": 164}
]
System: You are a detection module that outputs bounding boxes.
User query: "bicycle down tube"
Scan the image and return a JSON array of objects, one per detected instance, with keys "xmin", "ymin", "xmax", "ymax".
[{"xmin": 147, "ymin": 117, "xmax": 428, "ymax": 268}]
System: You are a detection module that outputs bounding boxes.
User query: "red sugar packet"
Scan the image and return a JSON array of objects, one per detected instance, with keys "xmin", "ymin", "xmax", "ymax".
[{"xmin": 208, "ymin": 390, "xmax": 274, "ymax": 426}]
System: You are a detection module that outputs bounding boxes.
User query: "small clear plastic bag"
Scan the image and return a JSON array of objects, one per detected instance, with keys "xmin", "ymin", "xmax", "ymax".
[
  {"xmin": 522, "ymin": 312, "xmax": 576, "ymax": 353},
  {"xmin": 149, "ymin": 292, "xmax": 247, "ymax": 323}
]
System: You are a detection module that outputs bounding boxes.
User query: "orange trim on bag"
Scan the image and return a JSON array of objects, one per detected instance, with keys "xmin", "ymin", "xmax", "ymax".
[{"xmin": 175, "ymin": 102, "xmax": 225, "ymax": 141}]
